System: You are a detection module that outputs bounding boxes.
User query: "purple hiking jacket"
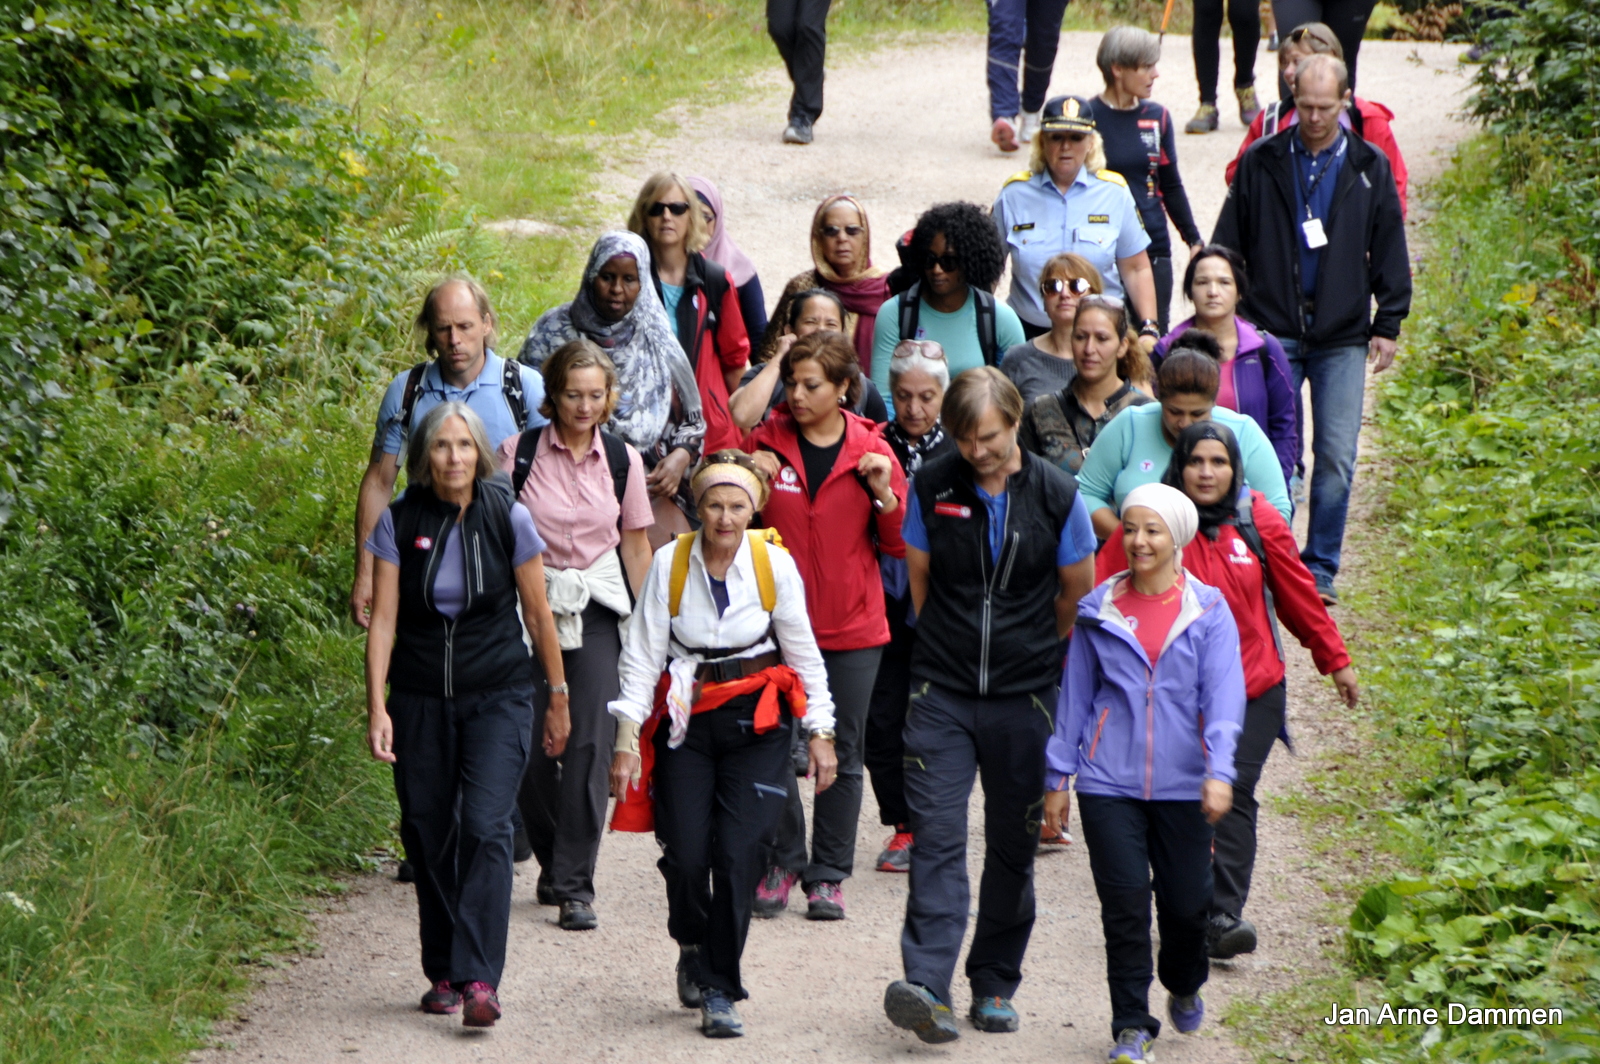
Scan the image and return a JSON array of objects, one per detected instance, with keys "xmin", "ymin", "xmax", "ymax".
[
  {"xmin": 1153, "ymin": 317, "xmax": 1300, "ymax": 488},
  {"xmin": 1047, "ymin": 573, "xmax": 1246, "ymax": 800}
]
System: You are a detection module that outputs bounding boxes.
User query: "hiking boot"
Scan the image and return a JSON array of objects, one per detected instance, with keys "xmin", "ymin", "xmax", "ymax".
[
  {"xmin": 806, "ymin": 880, "xmax": 846, "ymax": 920},
  {"xmin": 753, "ymin": 866, "xmax": 798, "ymax": 918},
  {"xmin": 1109, "ymin": 1027, "xmax": 1155, "ymax": 1061},
  {"xmin": 419, "ymin": 980, "xmax": 460, "ymax": 1015},
  {"xmin": 700, "ymin": 987, "xmax": 745, "ymax": 1037},
  {"xmin": 1038, "ymin": 824, "xmax": 1072, "ymax": 848},
  {"xmin": 1019, "ymin": 108, "xmax": 1043, "ymax": 143},
  {"xmin": 1208, "ymin": 912, "xmax": 1259, "ymax": 958},
  {"xmin": 396, "ymin": 859, "xmax": 415, "ymax": 883},
  {"xmin": 558, "ymin": 899, "xmax": 597, "ymax": 931},
  {"xmin": 1168, "ymin": 992, "xmax": 1205, "ymax": 1033},
  {"xmin": 877, "ymin": 828, "xmax": 913, "ymax": 872},
  {"xmin": 676, "ymin": 945, "xmax": 703, "ymax": 1009},
  {"xmin": 1236, "ymin": 85, "xmax": 1262, "ymax": 127},
  {"xmin": 968, "ymin": 995, "xmax": 1020, "ymax": 1033},
  {"xmin": 782, "ymin": 116, "xmax": 814, "ymax": 145},
  {"xmin": 884, "ymin": 980, "xmax": 961, "ymax": 1044},
  {"xmin": 991, "ymin": 115, "xmax": 1020, "ymax": 153},
  {"xmin": 513, "ymin": 825, "xmax": 533, "ymax": 864},
  {"xmin": 535, "ymin": 869, "xmax": 557, "ymax": 906},
  {"xmin": 1185, "ymin": 104, "xmax": 1219, "ymax": 134},
  {"xmin": 1317, "ymin": 582, "xmax": 1339, "ymax": 607},
  {"xmin": 461, "ymin": 982, "xmax": 501, "ymax": 1028}
]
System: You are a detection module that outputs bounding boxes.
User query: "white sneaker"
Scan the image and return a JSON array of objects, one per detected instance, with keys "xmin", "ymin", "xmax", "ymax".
[{"xmin": 1019, "ymin": 109, "xmax": 1042, "ymax": 143}]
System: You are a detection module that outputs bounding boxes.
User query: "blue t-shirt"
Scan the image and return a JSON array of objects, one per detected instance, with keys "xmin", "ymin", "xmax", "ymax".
[
  {"xmin": 1291, "ymin": 130, "xmax": 1348, "ymax": 299},
  {"xmin": 372, "ymin": 351, "xmax": 549, "ymax": 457},
  {"xmin": 901, "ymin": 476, "xmax": 1097, "ymax": 568},
  {"xmin": 661, "ymin": 282, "xmax": 685, "ymax": 324},
  {"xmin": 366, "ymin": 501, "xmax": 546, "ymax": 619}
]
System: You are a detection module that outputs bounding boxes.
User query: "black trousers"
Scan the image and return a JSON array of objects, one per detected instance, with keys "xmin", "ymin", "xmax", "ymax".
[
  {"xmin": 864, "ymin": 592, "xmax": 916, "ymax": 827},
  {"xmin": 389, "ymin": 683, "xmax": 535, "ymax": 988},
  {"xmin": 767, "ymin": 0, "xmax": 832, "ymax": 123},
  {"xmin": 1078, "ymin": 794, "xmax": 1213, "ymax": 1039},
  {"xmin": 518, "ymin": 602, "xmax": 620, "ymax": 904},
  {"xmin": 654, "ymin": 697, "xmax": 793, "ymax": 999},
  {"xmin": 1271, "ymin": 0, "xmax": 1376, "ymax": 90},
  {"xmin": 1212, "ymin": 681, "xmax": 1287, "ymax": 919},
  {"xmin": 899, "ymin": 680, "xmax": 1053, "ymax": 1007},
  {"xmin": 773, "ymin": 646, "xmax": 882, "ymax": 882},
  {"xmin": 1193, "ymin": 0, "xmax": 1261, "ymax": 103}
]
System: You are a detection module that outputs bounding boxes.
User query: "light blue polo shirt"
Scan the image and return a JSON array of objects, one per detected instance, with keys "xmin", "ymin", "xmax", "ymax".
[
  {"xmin": 991, "ymin": 167, "xmax": 1151, "ymax": 328},
  {"xmin": 372, "ymin": 350, "xmax": 549, "ymax": 457}
]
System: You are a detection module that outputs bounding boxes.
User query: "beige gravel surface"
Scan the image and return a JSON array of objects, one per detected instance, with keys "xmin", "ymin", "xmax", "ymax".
[{"xmin": 197, "ymin": 29, "xmax": 1470, "ymax": 1064}]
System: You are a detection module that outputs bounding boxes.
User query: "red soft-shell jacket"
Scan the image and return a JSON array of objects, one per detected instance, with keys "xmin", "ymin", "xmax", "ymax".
[
  {"xmin": 673, "ymin": 256, "xmax": 751, "ymax": 455},
  {"xmin": 1225, "ymin": 98, "xmax": 1409, "ymax": 218},
  {"xmin": 1095, "ymin": 489, "xmax": 1350, "ymax": 699},
  {"xmin": 743, "ymin": 409, "xmax": 907, "ymax": 652}
]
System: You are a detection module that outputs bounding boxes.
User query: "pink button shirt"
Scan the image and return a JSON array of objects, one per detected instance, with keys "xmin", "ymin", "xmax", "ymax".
[{"xmin": 497, "ymin": 428, "xmax": 653, "ymax": 571}]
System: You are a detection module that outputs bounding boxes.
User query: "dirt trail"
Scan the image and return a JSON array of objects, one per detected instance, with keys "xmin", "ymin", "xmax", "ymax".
[{"xmin": 197, "ymin": 31, "xmax": 1469, "ymax": 1064}]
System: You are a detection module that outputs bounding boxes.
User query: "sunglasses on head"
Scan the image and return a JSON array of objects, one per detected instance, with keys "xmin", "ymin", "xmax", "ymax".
[
  {"xmin": 647, "ymin": 200, "xmax": 691, "ymax": 217},
  {"xmin": 820, "ymin": 224, "xmax": 864, "ymax": 238},
  {"xmin": 1041, "ymin": 276, "xmax": 1093, "ymax": 297},
  {"xmin": 925, "ymin": 252, "xmax": 961, "ymax": 273}
]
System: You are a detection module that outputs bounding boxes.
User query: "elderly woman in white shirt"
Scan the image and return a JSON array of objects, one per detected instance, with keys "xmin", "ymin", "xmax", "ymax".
[{"xmin": 608, "ymin": 450, "xmax": 838, "ymax": 1040}]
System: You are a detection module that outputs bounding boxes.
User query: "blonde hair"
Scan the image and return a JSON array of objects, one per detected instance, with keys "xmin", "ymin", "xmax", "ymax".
[
  {"xmin": 415, "ymin": 276, "xmax": 498, "ymax": 356},
  {"xmin": 628, "ymin": 172, "xmax": 709, "ymax": 254},
  {"xmin": 540, "ymin": 338, "xmax": 619, "ymax": 425},
  {"xmin": 404, "ymin": 402, "xmax": 498, "ymax": 489},
  {"xmin": 1030, "ymin": 130, "xmax": 1107, "ymax": 177}
]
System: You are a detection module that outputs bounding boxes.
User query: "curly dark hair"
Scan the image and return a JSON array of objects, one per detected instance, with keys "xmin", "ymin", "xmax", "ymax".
[{"xmin": 908, "ymin": 201, "xmax": 1007, "ymax": 292}]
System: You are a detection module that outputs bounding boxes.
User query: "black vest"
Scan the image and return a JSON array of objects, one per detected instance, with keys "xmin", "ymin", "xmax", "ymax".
[
  {"xmin": 909, "ymin": 449, "xmax": 1078, "ymax": 697},
  {"xmin": 388, "ymin": 475, "xmax": 533, "ymax": 697}
]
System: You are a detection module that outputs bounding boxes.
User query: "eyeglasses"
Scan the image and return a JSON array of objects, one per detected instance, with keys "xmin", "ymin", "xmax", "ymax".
[
  {"xmin": 1041, "ymin": 276, "xmax": 1094, "ymax": 297},
  {"xmin": 925, "ymin": 252, "xmax": 961, "ymax": 273},
  {"xmin": 820, "ymin": 224, "xmax": 864, "ymax": 238},
  {"xmin": 647, "ymin": 201, "xmax": 691, "ymax": 217}
]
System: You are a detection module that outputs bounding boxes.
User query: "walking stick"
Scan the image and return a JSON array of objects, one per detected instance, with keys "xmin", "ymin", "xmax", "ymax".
[{"xmin": 1158, "ymin": 0, "xmax": 1176, "ymax": 45}]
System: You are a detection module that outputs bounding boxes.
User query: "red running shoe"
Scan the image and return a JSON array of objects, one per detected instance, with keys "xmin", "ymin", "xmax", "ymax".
[
  {"xmin": 461, "ymin": 982, "xmax": 501, "ymax": 1028},
  {"xmin": 420, "ymin": 980, "xmax": 460, "ymax": 1015},
  {"xmin": 991, "ymin": 116, "xmax": 1020, "ymax": 153},
  {"xmin": 876, "ymin": 828, "xmax": 913, "ymax": 872},
  {"xmin": 1039, "ymin": 824, "xmax": 1073, "ymax": 847}
]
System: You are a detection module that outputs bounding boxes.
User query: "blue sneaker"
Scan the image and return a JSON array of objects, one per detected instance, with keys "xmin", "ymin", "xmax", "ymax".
[
  {"xmin": 700, "ymin": 987, "xmax": 744, "ymax": 1038},
  {"xmin": 884, "ymin": 980, "xmax": 960, "ymax": 1044},
  {"xmin": 1109, "ymin": 1027, "xmax": 1155, "ymax": 1061},
  {"xmin": 1168, "ymin": 992, "xmax": 1205, "ymax": 1033},
  {"xmin": 968, "ymin": 994, "xmax": 1019, "ymax": 1033}
]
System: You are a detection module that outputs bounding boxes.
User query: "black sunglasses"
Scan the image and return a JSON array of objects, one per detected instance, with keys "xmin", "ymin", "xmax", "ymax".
[
  {"xmin": 1041, "ymin": 276, "xmax": 1093, "ymax": 297},
  {"xmin": 925, "ymin": 252, "xmax": 961, "ymax": 273},
  {"xmin": 647, "ymin": 201, "xmax": 691, "ymax": 217},
  {"xmin": 820, "ymin": 224, "xmax": 865, "ymax": 238},
  {"xmin": 1046, "ymin": 131, "xmax": 1091, "ymax": 144}
]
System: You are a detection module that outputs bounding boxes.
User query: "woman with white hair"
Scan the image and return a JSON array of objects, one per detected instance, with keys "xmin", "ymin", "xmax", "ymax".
[
  {"xmin": 1084, "ymin": 27, "xmax": 1204, "ymax": 335},
  {"xmin": 363, "ymin": 401, "xmax": 569, "ymax": 1030},
  {"xmin": 1045, "ymin": 482, "xmax": 1245, "ymax": 1063},
  {"xmin": 991, "ymin": 95, "xmax": 1161, "ymax": 351},
  {"xmin": 863, "ymin": 340, "xmax": 956, "ymax": 873}
]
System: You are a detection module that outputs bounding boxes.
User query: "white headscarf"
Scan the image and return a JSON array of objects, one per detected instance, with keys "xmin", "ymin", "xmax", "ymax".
[{"xmin": 1121, "ymin": 483, "xmax": 1199, "ymax": 570}]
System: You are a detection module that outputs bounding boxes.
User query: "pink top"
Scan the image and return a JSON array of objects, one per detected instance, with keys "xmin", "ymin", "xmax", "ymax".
[
  {"xmin": 496, "ymin": 429, "xmax": 653, "ymax": 571},
  {"xmin": 1113, "ymin": 575, "xmax": 1184, "ymax": 665},
  {"xmin": 1216, "ymin": 357, "xmax": 1238, "ymax": 414}
]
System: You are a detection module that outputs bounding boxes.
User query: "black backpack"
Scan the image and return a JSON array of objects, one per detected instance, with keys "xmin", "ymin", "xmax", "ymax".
[
  {"xmin": 1231, "ymin": 491, "xmax": 1284, "ymax": 661},
  {"xmin": 398, "ymin": 358, "xmax": 528, "ymax": 436},
  {"xmin": 897, "ymin": 282, "xmax": 1001, "ymax": 366},
  {"xmin": 510, "ymin": 425, "xmax": 631, "ymax": 524}
]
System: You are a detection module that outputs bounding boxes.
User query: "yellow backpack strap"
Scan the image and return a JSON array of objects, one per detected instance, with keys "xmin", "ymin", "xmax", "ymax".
[
  {"xmin": 667, "ymin": 532, "xmax": 697, "ymax": 618},
  {"xmin": 746, "ymin": 530, "xmax": 777, "ymax": 613}
]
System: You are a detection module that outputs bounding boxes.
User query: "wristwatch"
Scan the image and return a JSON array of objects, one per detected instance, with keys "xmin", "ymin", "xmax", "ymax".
[
  {"xmin": 1138, "ymin": 319, "xmax": 1161, "ymax": 338},
  {"xmin": 809, "ymin": 727, "xmax": 838, "ymax": 742},
  {"xmin": 548, "ymin": 682, "xmax": 570, "ymax": 695}
]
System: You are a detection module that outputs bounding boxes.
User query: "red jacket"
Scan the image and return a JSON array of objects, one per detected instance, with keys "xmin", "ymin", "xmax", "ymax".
[
  {"xmin": 1095, "ymin": 490, "xmax": 1350, "ymax": 699},
  {"xmin": 1225, "ymin": 98, "xmax": 1409, "ymax": 218},
  {"xmin": 743, "ymin": 409, "xmax": 907, "ymax": 651},
  {"xmin": 668, "ymin": 253, "xmax": 751, "ymax": 455}
]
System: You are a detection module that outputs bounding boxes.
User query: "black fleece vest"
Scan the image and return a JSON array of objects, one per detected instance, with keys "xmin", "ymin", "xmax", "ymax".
[
  {"xmin": 910, "ymin": 450, "xmax": 1078, "ymax": 697},
  {"xmin": 388, "ymin": 475, "xmax": 532, "ymax": 697}
]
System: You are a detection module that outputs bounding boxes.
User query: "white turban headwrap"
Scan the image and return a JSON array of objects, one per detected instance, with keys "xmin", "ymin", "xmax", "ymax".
[{"xmin": 1121, "ymin": 483, "xmax": 1199, "ymax": 570}]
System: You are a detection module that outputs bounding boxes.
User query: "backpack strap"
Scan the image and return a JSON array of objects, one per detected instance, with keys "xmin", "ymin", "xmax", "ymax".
[
  {"xmin": 898, "ymin": 283, "xmax": 921, "ymax": 346},
  {"xmin": 668, "ymin": 533, "xmax": 697, "ymax": 618},
  {"xmin": 509, "ymin": 424, "xmax": 542, "ymax": 498},
  {"xmin": 600, "ymin": 431, "xmax": 631, "ymax": 529},
  {"xmin": 1233, "ymin": 492, "xmax": 1285, "ymax": 661},
  {"xmin": 701, "ymin": 258, "xmax": 730, "ymax": 362},
  {"xmin": 974, "ymin": 287, "xmax": 999, "ymax": 365},
  {"xmin": 501, "ymin": 357, "xmax": 528, "ymax": 430},
  {"xmin": 398, "ymin": 362, "xmax": 428, "ymax": 435},
  {"xmin": 668, "ymin": 528, "xmax": 784, "ymax": 617}
]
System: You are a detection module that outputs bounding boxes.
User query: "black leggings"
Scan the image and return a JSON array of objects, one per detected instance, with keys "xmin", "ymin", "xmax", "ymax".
[
  {"xmin": 1193, "ymin": 0, "xmax": 1261, "ymax": 104},
  {"xmin": 1271, "ymin": 0, "xmax": 1376, "ymax": 90}
]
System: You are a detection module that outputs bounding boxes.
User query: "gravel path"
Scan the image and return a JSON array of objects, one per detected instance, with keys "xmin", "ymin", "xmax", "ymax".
[{"xmin": 197, "ymin": 31, "xmax": 1470, "ymax": 1064}]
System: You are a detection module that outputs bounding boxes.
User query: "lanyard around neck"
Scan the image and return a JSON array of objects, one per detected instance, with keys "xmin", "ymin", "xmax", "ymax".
[{"xmin": 1293, "ymin": 131, "xmax": 1346, "ymax": 219}]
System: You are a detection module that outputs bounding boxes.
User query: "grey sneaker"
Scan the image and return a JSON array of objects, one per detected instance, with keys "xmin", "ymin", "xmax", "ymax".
[
  {"xmin": 1109, "ymin": 1027, "xmax": 1155, "ymax": 1061},
  {"xmin": 1185, "ymin": 104, "xmax": 1219, "ymax": 134},
  {"xmin": 1236, "ymin": 85, "xmax": 1262, "ymax": 126},
  {"xmin": 700, "ymin": 987, "xmax": 745, "ymax": 1037},
  {"xmin": 884, "ymin": 980, "xmax": 960, "ymax": 1044},
  {"xmin": 782, "ymin": 116, "xmax": 814, "ymax": 144},
  {"xmin": 557, "ymin": 899, "xmax": 597, "ymax": 931}
]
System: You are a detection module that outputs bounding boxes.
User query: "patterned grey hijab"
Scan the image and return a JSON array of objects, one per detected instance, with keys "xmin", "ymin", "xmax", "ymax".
[{"xmin": 519, "ymin": 231, "xmax": 705, "ymax": 462}]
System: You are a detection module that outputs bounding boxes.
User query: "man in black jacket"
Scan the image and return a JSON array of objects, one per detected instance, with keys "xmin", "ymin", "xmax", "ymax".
[
  {"xmin": 881, "ymin": 368, "xmax": 1096, "ymax": 1043},
  {"xmin": 1213, "ymin": 53, "xmax": 1410, "ymax": 605}
]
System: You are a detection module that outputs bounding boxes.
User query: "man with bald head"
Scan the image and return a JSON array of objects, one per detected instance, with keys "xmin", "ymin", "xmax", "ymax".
[
  {"xmin": 1213, "ymin": 52, "xmax": 1409, "ymax": 608},
  {"xmin": 350, "ymin": 276, "xmax": 548, "ymax": 628}
]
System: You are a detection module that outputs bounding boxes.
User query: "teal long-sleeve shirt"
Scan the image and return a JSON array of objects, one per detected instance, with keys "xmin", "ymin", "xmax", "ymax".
[
  {"xmin": 871, "ymin": 288, "xmax": 1027, "ymax": 414},
  {"xmin": 1075, "ymin": 403, "xmax": 1292, "ymax": 521}
]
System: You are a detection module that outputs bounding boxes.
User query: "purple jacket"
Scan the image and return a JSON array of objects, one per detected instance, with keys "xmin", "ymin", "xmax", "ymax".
[
  {"xmin": 1047, "ymin": 574, "xmax": 1246, "ymax": 800},
  {"xmin": 1153, "ymin": 318, "xmax": 1299, "ymax": 487}
]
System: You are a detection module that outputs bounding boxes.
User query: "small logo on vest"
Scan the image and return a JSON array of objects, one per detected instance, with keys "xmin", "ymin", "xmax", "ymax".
[
  {"xmin": 1139, "ymin": 459, "xmax": 1154, "ymax": 472},
  {"xmin": 934, "ymin": 502, "xmax": 972, "ymax": 519},
  {"xmin": 414, "ymin": 536, "xmax": 433, "ymax": 550},
  {"xmin": 774, "ymin": 465, "xmax": 803, "ymax": 494}
]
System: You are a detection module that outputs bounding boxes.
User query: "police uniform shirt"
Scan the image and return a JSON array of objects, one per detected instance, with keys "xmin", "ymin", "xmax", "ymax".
[
  {"xmin": 992, "ymin": 167, "xmax": 1151, "ymax": 328},
  {"xmin": 372, "ymin": 350, "xmax": 549, "ymax": 457}
]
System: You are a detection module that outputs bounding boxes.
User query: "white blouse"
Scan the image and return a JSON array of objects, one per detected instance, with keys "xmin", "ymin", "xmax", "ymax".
[{"xmin": 608, "ymin": 533, "xmax": 836, "ymax": 733}]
